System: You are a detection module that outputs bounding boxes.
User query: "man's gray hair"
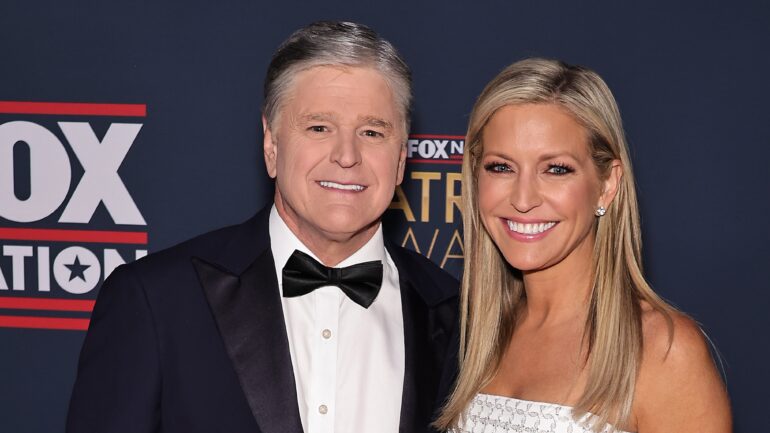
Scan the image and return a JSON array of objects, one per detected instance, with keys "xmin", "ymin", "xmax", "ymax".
[{"xmin": 263, "ymin": 21, "xmax": 413, "ymax": 135}]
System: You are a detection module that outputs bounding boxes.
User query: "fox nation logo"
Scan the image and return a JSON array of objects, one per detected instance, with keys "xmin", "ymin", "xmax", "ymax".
[
  {"xmin": 385, "ymin": 134, "xmax": 465, "ymax": 278},
  {"xmin": 406, "ymin": 135, "xmax": 464, "ymax": 163},
  {"xmin": 0, "ymin": 101, "xmax": 148, "ymax": 330}
]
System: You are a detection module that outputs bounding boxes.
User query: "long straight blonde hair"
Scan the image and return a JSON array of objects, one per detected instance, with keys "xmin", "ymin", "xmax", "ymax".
[{"xmin": 435, "ymin": 58, "xmax": 675, "ymax": 431}]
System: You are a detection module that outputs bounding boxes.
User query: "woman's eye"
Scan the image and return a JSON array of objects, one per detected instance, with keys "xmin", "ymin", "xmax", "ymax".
[
  {"xmin": 483, "ymin": 162, "xmax": 511, "ymax": 173},
  {"xmin": 546, "ymin": 164, "xmax": 573, "ymax": 175}
]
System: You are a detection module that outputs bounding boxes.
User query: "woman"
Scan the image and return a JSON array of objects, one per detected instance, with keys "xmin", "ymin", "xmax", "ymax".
[{"xmin": 436, "ymin": 59, "xmax": 731, "ymax": 432}]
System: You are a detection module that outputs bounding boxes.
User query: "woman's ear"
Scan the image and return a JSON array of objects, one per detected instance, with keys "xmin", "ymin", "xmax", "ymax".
[{"xmin": 599, "ymin": 159, "xmax": 623, "ymax": 209}]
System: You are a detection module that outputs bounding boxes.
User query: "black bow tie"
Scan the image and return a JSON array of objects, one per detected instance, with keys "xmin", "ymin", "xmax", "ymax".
[{"xmin": 281, "ymin": 250, "xmax": 383, "ymax": 308}]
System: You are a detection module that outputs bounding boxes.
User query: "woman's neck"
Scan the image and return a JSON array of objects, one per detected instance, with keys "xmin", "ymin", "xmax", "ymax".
[{"xmin": 519, "ymin": 240, "xmax": 594, "ymax": 328}]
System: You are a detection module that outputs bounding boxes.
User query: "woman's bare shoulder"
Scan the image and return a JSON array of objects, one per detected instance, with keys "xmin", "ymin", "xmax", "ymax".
[
  {"xmin": 632, "ymin": 303, "xmax": 732, "ymax": 433},
  {"xmin": 640, "ymin": 304, "xmax": 708, "ymax": 363}
]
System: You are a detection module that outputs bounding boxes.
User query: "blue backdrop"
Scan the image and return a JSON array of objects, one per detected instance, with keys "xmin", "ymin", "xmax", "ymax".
[{"xmin": 1, "ymin": 1, "xmax": 768, "ymax": 432}]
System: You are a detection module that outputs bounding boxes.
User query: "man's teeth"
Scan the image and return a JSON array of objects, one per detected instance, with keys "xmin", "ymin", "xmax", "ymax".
[
  {"xmin": 506, "ymin": 220, "xmax": 556, "ymax": 235},
  {"xmin": 319, "ymin": 181, "xmax": 365, "ymax": 191}
]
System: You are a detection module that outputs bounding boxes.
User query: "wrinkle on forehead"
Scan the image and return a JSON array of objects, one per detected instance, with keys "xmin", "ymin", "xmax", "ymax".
[{"xmin": 277, "ymin": 65, "xmax": 404, "ymax": 138}]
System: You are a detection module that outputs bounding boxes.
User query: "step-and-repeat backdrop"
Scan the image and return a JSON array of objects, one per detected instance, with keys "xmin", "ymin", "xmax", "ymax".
[{"xmin": 1, "ymin": 1, "xmax": 767, "ymax": 432}]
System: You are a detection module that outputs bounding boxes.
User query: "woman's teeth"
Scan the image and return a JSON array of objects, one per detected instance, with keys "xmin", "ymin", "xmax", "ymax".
[{"xmin": 507, "ymin": 220, "xmax": 556, "ymax": 235}]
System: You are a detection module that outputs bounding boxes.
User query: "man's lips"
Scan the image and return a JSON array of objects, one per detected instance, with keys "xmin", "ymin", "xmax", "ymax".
[{"xmin": 317, "ymin": 180, "xmax": 367, "ymax": 192}]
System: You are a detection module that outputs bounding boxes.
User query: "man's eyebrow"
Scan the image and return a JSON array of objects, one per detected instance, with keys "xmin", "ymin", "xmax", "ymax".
[
  {"xmin": 360, "ymin": 116, "xmax": 393, "ymax": 129},
  {"xmin": 299, "ymin": 112, "xmax": 336, "ymax": 122}
]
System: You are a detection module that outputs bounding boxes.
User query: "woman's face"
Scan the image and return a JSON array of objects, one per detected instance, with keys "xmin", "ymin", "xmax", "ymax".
[{"xmin": 477, "ymin": 103, "xmax": 619, "ymax": 274}]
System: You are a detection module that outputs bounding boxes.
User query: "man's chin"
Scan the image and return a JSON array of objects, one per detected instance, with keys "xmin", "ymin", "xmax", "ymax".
[{"xmin": 317, "ymin": 217, "xmax": 381, "ymax": 241}]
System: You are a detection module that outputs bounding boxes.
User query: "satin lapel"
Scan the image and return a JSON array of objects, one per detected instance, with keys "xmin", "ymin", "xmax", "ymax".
[
  {"xmin": 387, "ymin": 243, "xmax": 459, "ymax": 433},
  {"xmin": 398, "ymin": 277, "xmax": 450, "ymax": 433},
  {"xmin": 193, "ymin": 250, "xmax": 303, "ymax": 433}
]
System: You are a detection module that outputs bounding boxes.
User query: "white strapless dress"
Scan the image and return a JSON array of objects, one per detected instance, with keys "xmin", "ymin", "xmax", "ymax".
[{"xmin": 455, "ymin": 393, "xmax": 632, "ymax": 433}]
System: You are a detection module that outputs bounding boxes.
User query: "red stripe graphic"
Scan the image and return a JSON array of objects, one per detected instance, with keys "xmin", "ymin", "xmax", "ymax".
[
  {"xmin": 0, "ymin": 315, "xmax": 89, "ymax": 331},
  {"xmin": 0, "ymin": 227, "xmax": 148, "ymax": 245},
  {"xmin": 409, "ymin": 134, "xmax": 465, "ymax": 140},
  {"xmin": 0, "ymin": 296, "xmax": 95, "ymax": 312},
  {"xmin": 407, "ymin": 159, "xmax": 463, "ymax": 165},
  {"xmin": 0, "ymin": 101, "xmax": 146, "ymax": 117}
]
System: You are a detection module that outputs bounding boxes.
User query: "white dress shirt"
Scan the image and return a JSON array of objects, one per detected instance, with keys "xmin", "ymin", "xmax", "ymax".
[{"xmin": 269, "ymin": 206, "xmax": 405, "ymax": 433}]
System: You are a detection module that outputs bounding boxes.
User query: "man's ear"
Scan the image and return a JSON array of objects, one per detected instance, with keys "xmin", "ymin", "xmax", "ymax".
[
  {"xmin": 263, "ymin": 115, "xmax": 277, "ymax": 179},
  {"xmin": 395, "ymin": 143, "xmax": 407, "ymax": 185},
  {"xmin": 599, "ymin": 159, "xmax": 623, "ymax": 209}
]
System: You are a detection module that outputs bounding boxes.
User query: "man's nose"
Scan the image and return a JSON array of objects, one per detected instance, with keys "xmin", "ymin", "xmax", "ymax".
[{"xmin": 330, "ymin": 130, "xmax": 362, "ymax": 168}]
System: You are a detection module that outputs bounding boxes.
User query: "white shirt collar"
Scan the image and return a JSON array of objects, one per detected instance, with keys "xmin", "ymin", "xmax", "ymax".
[{"xmin": 269, "ymin": 205, "xmax": 386, "ymax": 288}]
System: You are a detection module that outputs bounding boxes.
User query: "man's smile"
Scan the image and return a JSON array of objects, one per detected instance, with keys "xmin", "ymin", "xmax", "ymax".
[{"xmin": 317, "ymin": 180, "xmax": 367, "ymax": 192}]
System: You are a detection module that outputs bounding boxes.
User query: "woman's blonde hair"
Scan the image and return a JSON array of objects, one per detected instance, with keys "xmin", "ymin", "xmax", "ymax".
[{"xmin": 435, "ymin": 58, "xmax": 674, "ymax": 431}]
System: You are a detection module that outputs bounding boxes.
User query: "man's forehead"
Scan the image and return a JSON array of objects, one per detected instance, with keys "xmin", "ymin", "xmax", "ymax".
[{"xmin": 272, "ymin": 64, "xmax": 407, "ymax": 134}]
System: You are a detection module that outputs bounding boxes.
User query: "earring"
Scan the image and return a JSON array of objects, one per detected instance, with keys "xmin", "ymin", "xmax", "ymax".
[{"xmin": 595, "ymin": 206, "xmax": 606, "ymax": 217}]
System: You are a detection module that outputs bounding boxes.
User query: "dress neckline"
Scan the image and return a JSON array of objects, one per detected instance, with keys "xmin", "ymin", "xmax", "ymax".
[
  {"xmin": 471, "ymin": 393, "xmax": 634, "ymax": 433},
  {"xmin": 476, "ymin": 392, "xmax": 577, "ymax": 410}
]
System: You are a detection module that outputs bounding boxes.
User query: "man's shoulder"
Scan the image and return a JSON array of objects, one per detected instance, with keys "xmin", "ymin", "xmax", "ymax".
[
  {"xmin": 121, "ymin": 210, "xmax": 269, "ymax": 282},
  {"xmin": 386, "ymin": 242, "xmax": 459, "ymax": 306}
]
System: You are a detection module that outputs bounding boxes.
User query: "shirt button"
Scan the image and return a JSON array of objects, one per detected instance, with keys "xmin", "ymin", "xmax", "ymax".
[
  {"xmin": 318, "ymin": 404, "xmax": 328, "ymax": 414},
  {"xmin": 321, "ymin": 329, "xmax": 332, "ymax": 339}
]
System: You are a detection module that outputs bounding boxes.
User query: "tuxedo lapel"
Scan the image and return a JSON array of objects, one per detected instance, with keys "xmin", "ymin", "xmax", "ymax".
[
  {"xmin": 193, "ymin": 248, "xmax": 303, "ymax": 433},
  {"xmin": 388, "ymin": 244, "xmax": 458, "ymax": 433},
  {"xmin": 398, "ymin": 278, "xmax": 434, "ymax": 433},
  {"xmin": 188, "ymin": 211, "xmax": 456, "ymax": 433}
]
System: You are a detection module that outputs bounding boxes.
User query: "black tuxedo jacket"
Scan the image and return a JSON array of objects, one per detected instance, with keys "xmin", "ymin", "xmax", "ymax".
[{"xmin": 66, "ymin": 207, "xmax": 459, "ymax": 433}]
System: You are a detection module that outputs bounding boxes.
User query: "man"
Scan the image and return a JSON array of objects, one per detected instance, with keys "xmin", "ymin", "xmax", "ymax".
[{"xmin": 67, "ymin": 21, "xmax": 458, "ymax": 433}]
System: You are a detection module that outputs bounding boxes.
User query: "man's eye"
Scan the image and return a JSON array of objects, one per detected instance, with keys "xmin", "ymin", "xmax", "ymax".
[
  {"xmin": 308, "ymin": 125, "xmax": 328, "ymax": 133},
  {"xmin": 363, "ymin": 129, "xmax": 385, "ymax": 138},
  {"xmin": 546, "ymin": 164, "xmax": 574, "ymax": 175},
  {"xmin": 483, "ymin": 162, "xmax": 511, "ymax": 173}
]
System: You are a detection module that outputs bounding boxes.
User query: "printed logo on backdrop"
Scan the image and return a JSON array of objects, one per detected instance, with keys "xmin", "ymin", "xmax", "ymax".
[
  {"xmin": 383, "ymin": 134, "xmax": 465, "ymax": 279},
  {"xmin": 0, "ymin": 101, "xmax": 148, "ymax": 331}
]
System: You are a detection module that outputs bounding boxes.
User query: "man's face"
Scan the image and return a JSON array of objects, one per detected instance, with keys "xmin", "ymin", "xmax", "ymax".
[{"xmin": 264, "ymin": 65, "xmax": 406, "ymax": 252}]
